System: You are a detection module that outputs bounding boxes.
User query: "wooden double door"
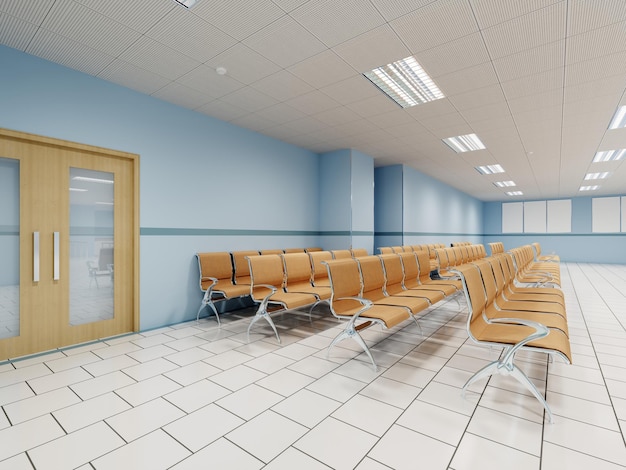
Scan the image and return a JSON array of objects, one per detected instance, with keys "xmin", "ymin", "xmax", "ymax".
[{"xmin": 0, "ymin": 129, "xmax": 138, "ymax": 360}]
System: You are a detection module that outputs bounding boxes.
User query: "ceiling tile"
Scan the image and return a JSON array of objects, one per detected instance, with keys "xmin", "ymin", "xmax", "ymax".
[
  {"xmin": 332, "ymin": 24, "xmax": 410, "ymax": 72},
  {"xmin": 250, "ymin": 70, "xmax": 315, "ymax": 101},
  {"xmin": 41, "ymin": 0, "xmax": 141, "ymax": 56},
  {"xmin": 568, "ymin": 0, "xmax": 626, "ymax": 35},
  {"xmin": 118, "ymin": 35, "xmax": 201, "ymax": 80},
  {"xmin": 151, "ymin": 82, "xmax": 213, "ymax": 110},
  {"xmin": 448, "ymin": 83, "xmax": 506, "ymax": 111},
  {"xmin": 243, "ymin": 15, "xmax": 327, "ymax": 68},
  {"xmin": 0, "ymin": 12, "xmax": 39, "ymax": 50},
  {"xmin": 500, "ymin": 67, "xmax": 563, "ymax": 100},
  {"xmin": 492, "ymin": 40, "xmax": 565, "ymax": 82},
  {"xmin": 369, "ymin": 0, "xmax": 437, "ymax": 21},
  {"xmin": 0, "ymin": 0, "xmax": 55, "ymax": 23},
  {"xmin": 219, "ymin": 86, "xmax": 279, "ymax": 112},
  {"xmin": 196, "ymin": 99, "xmax": 249, "ymax": 121},
  {"xmin": 391, "ymin": 0, "xmax": 479, "ymax": 53},
  {"xmin": 98, "ymin": 59, "xmax": 171, "ymax": 95},
  {"xmin": 292, "ymin": 0, "xmax": 386, "ymax": 47},
  {"xmin": 320, "ymin": 75, "xmax": 380, "ymax": 105},
  {"xmin": 435, "ymin": 62, "xmax": 500, "ymax": 96},
  {"xmin": 26, "ymin": 28, "xmax": 114, "ymax": 76},
  {"xmin": 145, "ymin": 8, "xmax": 237, "ymax": 62},
  {"xmin": 177, "ymin": 64, "xmax": 246, "ymax": 99},
  {"xmin": 470, "ymin": 0, "xmax": 562, "ymax": 29},
  {"xmin": 288, "ymin": 49, "xmax": 357, "ymax": 88},
  {"xmin": 312, "ymin": 106, "xmax": 362, "ymax": 126},
  {"xmin": 286, "ymin": 90, "xmax": 342, "ymax": 115},
  {"xmin": 194, "ymin": 0, "xmax": 286, "ymax": 41},
  {"xmin": 567, "ymin": 22, "xmax": 626, "ymax": 65},
  {"xmin": 415, "ymin": 32, "xmax": 490, "ymax": 78},
  {"xmin": 206, "ymin": 43, "xmax": 282, "ymax": 85},
  {"xmin": 481, "ymin": 1, "xmax": 566, "ymax": 60},
  {"xmin": 74, "ymin": 0, "xmax": 174, "ymax": 32},
  {"xmin": 346, "ymin": 94, "xmax": 402, "ymax": 118}
]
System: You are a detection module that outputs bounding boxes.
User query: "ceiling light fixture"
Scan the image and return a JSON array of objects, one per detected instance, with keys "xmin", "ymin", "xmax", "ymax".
[
  {"xmin": 608, "ymin": 105, "xmax": 626, "ymax": 129},
  {"xmin": 592, "ymin": 149, "xmax": 626, "ymax": 162},
  {"xmin": 443, "ymin": 133, "xmax": 486, "ymax": 153},
  {"xmin": 475, "ymin": 164, "xmax": 504, "ymax": 175},
  {"xmin": 579, "ymin": 185, "xmax": 599, "ymax": 191},
  {"xmin": 584, "ymin": 172, "xmax": 611, "ymax": 180},
  {"xmin": 363, "ymin": 55, "xmax": 444, "ymax": 108},
  {"xmin": 493, "ymin": 180, "xmax": 516, "ymax": 188},
  {"xmin": 505, "ymin": 191, "xmax": 523, "ymax": 196}
]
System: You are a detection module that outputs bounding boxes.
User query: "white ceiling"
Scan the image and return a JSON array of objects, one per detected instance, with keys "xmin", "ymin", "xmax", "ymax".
[{"xmin": 2, "ymin": 0, "xmax": 626, "ymax": 201}]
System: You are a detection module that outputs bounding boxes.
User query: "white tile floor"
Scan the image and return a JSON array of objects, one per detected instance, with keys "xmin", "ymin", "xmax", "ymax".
[{"xmin": 1, "ymin": 262, "xmax": 625, "ymax": 469}]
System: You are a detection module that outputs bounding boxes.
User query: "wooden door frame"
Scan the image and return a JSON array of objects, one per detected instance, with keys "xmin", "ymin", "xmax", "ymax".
[{"xmin": 0, "ymin": 127, "xmax": 140, "ymax": 348}]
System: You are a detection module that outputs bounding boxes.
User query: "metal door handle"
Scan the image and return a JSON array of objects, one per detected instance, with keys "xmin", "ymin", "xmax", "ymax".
[
  {"xmin": 33, "ymin": 232, "xmax": 40, "ymax": 282},
  {"xmin": 53, "ymin": 232, "xmax": 60, "ymax": 280}
]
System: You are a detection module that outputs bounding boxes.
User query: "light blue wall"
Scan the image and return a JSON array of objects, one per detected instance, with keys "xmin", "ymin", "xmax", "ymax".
[
  {"xmin": 0, "ymin": 46, "xmax": 320, "ymax": 329},
  {"xmin": 319, "ymin": 150, "xmax": 352, "ymax": 250},
  {"xmin": 483, "ymin": 197, "xmax": 626, "ymax": 263},
  {"xmin": 350, "ymin": 150, "xmax": 374, "ymax": 254},
  {"xmin": 374, "ymin": 165, "xmax": 483, "ymax": 249}
]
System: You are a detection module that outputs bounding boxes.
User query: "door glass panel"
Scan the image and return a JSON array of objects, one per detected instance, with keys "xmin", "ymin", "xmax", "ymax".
[
  {"xmin": 69, "ymin": 168, "xmax": 114, "ymax": 325},
  {"xmin": 0, "ymin": 157, "xmax": 20, "ymax": 339}
]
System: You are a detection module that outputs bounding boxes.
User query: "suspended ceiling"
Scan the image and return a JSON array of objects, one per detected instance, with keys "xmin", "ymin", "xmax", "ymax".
[{"xmin": 2, "ymin": 0, "xmax": 626, "ymax": 201}]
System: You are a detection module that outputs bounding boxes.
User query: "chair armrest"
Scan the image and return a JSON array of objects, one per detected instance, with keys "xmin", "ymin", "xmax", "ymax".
[
  {"xmin": 333, "ymin": 296, "xmax": 373, "ymax": 325},
  {"xmin": 253, "ymin": 284, "xmax": 278, "ymax": 303},
  {"xmin": 487, "ymin": 315, "xmax": 549, "ymax": 366}
]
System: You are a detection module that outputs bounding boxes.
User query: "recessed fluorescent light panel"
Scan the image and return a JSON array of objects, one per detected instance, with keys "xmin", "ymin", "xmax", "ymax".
[
  {"xmin": 593, "ymin": 149, "xmax": 626, "ymax": 162},
  {"xmin": 363, "ymin": 55, "xmax": 444, "ymax": 108},
  {"xmin": 493, "ymin": 180, "xmax": 516, "ymax": 188},
  {"xmin": 609, "ymin": 105, "xmax": 626, "ymax": 129},
  {"xmin": 475, "ymin": 164, "xmax": 504, "ymax": 175},
  {"xmin": 579, "ymin": 185, "xmax": 599, "ymax": 191},
  {"xmin": 442, "ymin": 134, "xmax": 486, "ymax": 153},
  {"xmin": 584, "ymin": 172, "xmax": 611, "ymax": 180},
  {"xmin": 506, "ymin": 191, "xmax": 523, "ymax": 196}
]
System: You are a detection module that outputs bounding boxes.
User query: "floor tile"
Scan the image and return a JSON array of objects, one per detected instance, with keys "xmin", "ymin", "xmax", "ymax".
[
  {"xmin": 163, "ymin": 403, "xmax": 244, "ymax": 452},
  {"xmin": 115, "ymin": 374, "xmax": 181, "ymax": 407},
  {"xmin": 27, "ymin": 367, "xmax": 92, "ymax": 394},
  {"xmin": 368, "ymin": 424, "xmax": 455, "ymax": 470},
  {"xmin": 359, "ymin": 376, "xmax": 421, "ymax": 409},
  {"xmin": 164, "ymin": 378, "xmax": 230, "ymax": 413},
  {"xmin": 541, "ymin": 442, "xmax": 626, "ymax": 470},
  {"xmin": 294, "ymin": 417, "xmax": 378, "ymax": 470},
  {"xmin": 216, "ymin": 384, "xmax": 284, "ymax": 420},
  {"xmin": 165, "ymin": 346, "xmax": 215, "ymax": 366},
  {"xmin": 272, "ymin": 342, "xmax": 319, "ymax": 361},
  {"xmin": 548, "ymin": 391, "xmax": 620, "ymax": 430},
  {"xmin": 53, "ymin": 392, "xmax": 131, "ymax": 433},
  {"xmin": 163, "ymin": 360, "xmax": 221, "ymax": 386},
  {"xmin": 93, "ymin": 341, "xmax": 142, "ymax": 360},
  {"xmin": 332, "ymin": 394, "xmax": 403, "ymax": 437},
  {"xmin": 0, "ymin": 452, "xmax": 32, "ymax": 470},
  {"xmin": 306, "ymin": 371, "xmax": 367, "ymax": 402},
  {"xmin": 44, "ymin": 351, "xmax": 101, "ymax": 372},
  {"xmin": 450, "ymin": 433, "xmax": 539, "ymax": 470},
  {"xmin": 543, "ymin": 414, "xmax": 626, "ymax": 465},
  {"xmin": 0, "ymin": 414, "xmax": 65, "ymax": 461},
  {"xmin": 92, "ymin": 429, "xmax": 191, "ymax": 470},
  {"xmin": 70, "ymin": 370, "xmax": 136, "ymax": 400},
  {"xmin": 263, "ymin": 447, "xmax": 332, "ymax": 469},
  {"xmin": 106, "ymin": 397, "xmax": 185, "ymax": 442},
  {"xmin": 4, "ymin": 387, "xmax": 81, "ymax": 424},
  {"xmin": 381, "ymin": 362, "xmax": 436, "ymax": 388},
  {"xmin": 256, "ymin": 368, "xmax": 315, "ymax": 397},
  {"xmin": 204, "ymin": 349, "xmax": 254, "ymax": 370},
  {"xmin": 0, "ymin": 382, "xmax": 34, "ymax": 407},
  {"xmin": 126, "ymin": 344, "xmax": 178, "ymax": 363},
  {"xmin": 209, "ymin": 364, "xmax": 267, "ymax": 391},
  {"xmin": 82, "ymin": 354, "xmax": 139, "ymax": 377},
  {"xmin": 122, "ymin": 357, "xmax": 179, "ymax": 381},
  {"xmin": 169, "ymin": 437, "xmax": 263, "ymax": 470},
  {"xmin": 227, "ymin": 410, "xmax": 308, "ymax": 463},
  {"xmin": 417, "ymin": 380, "xmax": 480, "ymax": 417},
  {"xmin": 272, "ymin": 389, "xmax": 341, "ymax": 428},
  {"xmin": 478, "ymin": 384, "xmax": 547, "ymax": 423},
  {"xmin": 467, "ymin": 406, "xmax": 543, "ymax": 456},
  {"xmin": 397, "ymin": 399, "xmax": 470, "ymax": 446},
  {"xmin": 28, "ymin": 421, "xmax": 124, "ymax": 470},
  {"xmin": 0, "ymin": 363, "xmax": 51, "ymax": 388},
  {"xmin": 245, "ymin": 352, "xmax": 295, "ymax": 374}
]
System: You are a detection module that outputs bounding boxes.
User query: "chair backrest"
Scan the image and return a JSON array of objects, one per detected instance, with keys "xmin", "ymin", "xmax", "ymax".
[
  {"xmin": 357, "ymin": 256, "xmax": 386, "ymax": 301},
  {"xmin": 486, "ymin": 257, "xmax": 508, "ymax": 295},
  {"xmin": 309, "ymin": 250, "xmax": 333, "ymax": 285},
  {"xmin": 247, "ymin": 254, "xmax": 285, "ymax": 289},
  {"xmin": 305, "ymin": 247, "xmax": 323, "ymax": 252},
  {"xmin": 452, "ymin": 246, "xmax": 465, "ymax": 265},
  {"xmin": 471, "ymin": 259, "xmax": 497, "ymax": 305},
  {"xmin": 284, "ymin": 248, "xmax": 305, "ymax": 253},
  {"xmin": 332, "ymin": 249, "xmax": 352, "ymax": 259},
  {"xmin": 232, "ymin": 250, "xmax": 259, "ymax": 285},
  {"xmin": 379, "ymin": 247, "xmax": 393, "ymax": 254},
  {"xmin": 453, "ymin": 264, "xmax": 488, "ymax": 331},
  {"xmin": 351, "ymin": 248, "xmax": 368, "ymax": 257},
  {"xmin": 196, "ymin": 252, "xmax": 233, "ymax": 291},
  {"xmin": 282, "ymin": 252, "xmax": 313, "ymax": 286},
  {"xmin": 435, "ymin": 248, "xmax": 450, "ymax": 270},
  {"xmin": 414, "ymin": 250, "xmax": 432, "ymax": 283},
  {"xmin": 398, "ymin": 252, "xmax": 419, "ymax": 284},
  {"xmin": 323, "ymin": 258, "xmax": 364, "ymax": 317},
  {"xmin": 260, "ymin": 249, "xmax": 284, "ymax": 255},
  {"xmin": 380, "ymin": 254, "xmax": 405, "ymax": 294},
  {"xmin": 391, "ymin": 246, "xmax": 404, "ymax": 253}
]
